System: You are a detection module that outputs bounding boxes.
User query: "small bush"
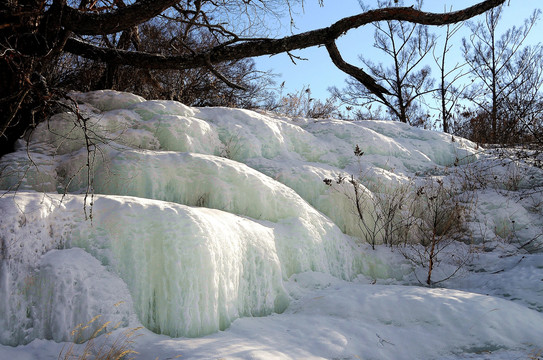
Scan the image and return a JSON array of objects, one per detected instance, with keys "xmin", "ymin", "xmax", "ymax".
[
  {"xmin": 325, "ymin": 145, "xmax": 475, "ymax": 285},
  {"xmin": 398, "ymin": 179, "xmax": 473, "ymax": 286},
  {"xmin": 324, "ymin": 146, "xmax": 412, "ymax": 249}
]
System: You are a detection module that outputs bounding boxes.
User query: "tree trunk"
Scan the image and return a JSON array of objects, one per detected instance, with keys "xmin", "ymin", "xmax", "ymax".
[
  {"xmin": 0, "ymin": 0, "xmax": 45, "ymax": 155},
  {"xmin": 426, "ymin": 232, "xmax": 437, "ymax": 286}
]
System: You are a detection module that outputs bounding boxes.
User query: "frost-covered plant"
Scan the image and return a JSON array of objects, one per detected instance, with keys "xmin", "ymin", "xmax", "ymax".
[
  {"xmin": 194, "ymin": 193, "xmax": 210, "ymax": 207},
  {"xmin": 486, "ymin": 150, "xmax": 543, "ymax": 192},
  {"xmin": 324, "ymin": 173, "xmax": 385, "ymax": 250},
  {"xmin": 0, "ymin": 97, "xmax": 142, "ymax": 222},
  {"xmin": 325, "ymin": 145, "xmax": 474, "ymax": 285},
  {"xmin": 324, "ymin": 145, "xmax": 411, "ymax": 249},
  {"xmin": 267, "ymin": 85, "xmax": 338, "ymax": 119},
  {"xmin": 456, "ymin": 161, "xmax": 491, "ymax": 192},
  {"xmin": 398, "ymin": 178, "xmax": 473, "ymax": 286},
  {"xmin": 493, "ymin": 216, "xmax": 543, "ymax": 254},
  {"xmin": 365, "ymin": 181, "xmax": 413, "ymax": 248},
  {"xmin": 219, "ymin": 132, "xmax": 243, "ymax": 160}
]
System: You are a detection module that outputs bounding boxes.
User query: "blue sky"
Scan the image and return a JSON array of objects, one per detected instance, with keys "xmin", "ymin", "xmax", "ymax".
[{"xmin": 254, "ymin": 0, "xmax": 542, "ymax": 104}]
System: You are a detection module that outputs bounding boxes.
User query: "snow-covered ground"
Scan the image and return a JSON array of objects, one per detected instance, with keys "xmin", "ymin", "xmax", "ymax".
[{"xmin": 0, "ymin": 90, "xmax": 542, "ymax": 359}]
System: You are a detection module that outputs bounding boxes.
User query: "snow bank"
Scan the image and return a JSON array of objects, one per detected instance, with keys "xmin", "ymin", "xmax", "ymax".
[{"xmin": 131, "ymin": 276, "xmax": 543, "ymax": 360}]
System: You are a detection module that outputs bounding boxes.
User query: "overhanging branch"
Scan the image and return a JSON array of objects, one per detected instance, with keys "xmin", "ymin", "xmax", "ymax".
[
  {"xmin": 325, "ymin": 41, "xmax": 391, "ymax": 102},
  {"xmin": 61, "ymin": 0, "xmax": 180, "ymax": 35},
  {"xmin": 64, "ymin": 0, "xmax": 506, "ymax": 69},
  {"xmin": 204, "ymin": 55, "xmax": 247, "ymax": 91}
]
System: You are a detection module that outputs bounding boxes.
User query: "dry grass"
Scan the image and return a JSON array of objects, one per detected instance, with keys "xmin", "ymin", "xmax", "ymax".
[
  {"xmin": 59, "ymin": 315, "xmax": 142, "ymax": 360},
  {"xmin": 528, "ymin": 347, "xmax": 543, "ymax": 360}
]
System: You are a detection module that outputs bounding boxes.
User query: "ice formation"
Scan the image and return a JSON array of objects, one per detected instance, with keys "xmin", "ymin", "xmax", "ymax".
[
  {"xmin": 1, "ymin": 90, "xmax": 542, "ymax": 359},
  {"xmin": 0, "ymin": 90, "xmax": 379, "ymax": 343},
  {"xmin": 0, "ymin": 188, "xmax": 373, "ymax": 343}
]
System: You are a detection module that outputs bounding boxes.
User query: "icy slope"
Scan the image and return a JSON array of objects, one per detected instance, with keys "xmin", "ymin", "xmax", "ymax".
[
  {"xmin": 0, "ymin": 90, "xmax": 479, "ymax": 240},
  {"xmin": 1, "ymin": 90, "xmax": 542, "ymax": 359}
]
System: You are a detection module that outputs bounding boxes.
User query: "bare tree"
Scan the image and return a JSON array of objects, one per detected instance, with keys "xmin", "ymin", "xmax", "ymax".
[
  {"xmin": 323, "ymin": 146, "xmax": 411, "ymax": 250},
  {"xmin": 499, "ymin": 44, "xmax": 543, "ymax": 143},
  {"xmin": 431, "ymin": 20, "xmax": 468, "ymax": 134},
  {"xmin": 462, "ymin": 5, "xmax": 542, "ymax": 143},
  {"xmin": 399, "ymin": 179, "xmax": 473, "ymax": 286},
  {"xmin": 329, "ymin": 0, "xmax": 436, "ymax": 125},
  {"xmin": 0, "ymin": 0, "xmax": 506, "ymax": 156}
]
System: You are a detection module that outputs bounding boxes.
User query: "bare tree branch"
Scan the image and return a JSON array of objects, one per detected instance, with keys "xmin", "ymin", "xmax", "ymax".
[
  {"xmin": 325, "ymin": 41, "xmax": 391, "ymax": 102},
  {"xmin": 61, "ymin": 0, "xmax": 181, "ymax": 35},
  {"xmin": 64, "ymin": 0, "xmax": 506, "ymax": 69},
  {"xmin": 204, "ymin": 55, "xmax": 247, "ymax": 90}
]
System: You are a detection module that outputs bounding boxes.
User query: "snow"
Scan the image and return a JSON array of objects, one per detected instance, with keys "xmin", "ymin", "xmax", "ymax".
[{"xmin": 0, "ymin": 90, "xmax": 542, "ymax": 359}]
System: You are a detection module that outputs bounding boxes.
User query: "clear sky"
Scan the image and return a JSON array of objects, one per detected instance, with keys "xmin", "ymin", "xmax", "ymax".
[{"xmin": 254, "ymin": 0, "xmax": 542, "ymax": 104}]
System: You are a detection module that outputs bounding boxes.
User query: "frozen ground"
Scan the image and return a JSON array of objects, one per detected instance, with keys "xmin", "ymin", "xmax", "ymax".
[{"xmin": 0, "ymin": 90, "xmax": 542, "ymax": 359}]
